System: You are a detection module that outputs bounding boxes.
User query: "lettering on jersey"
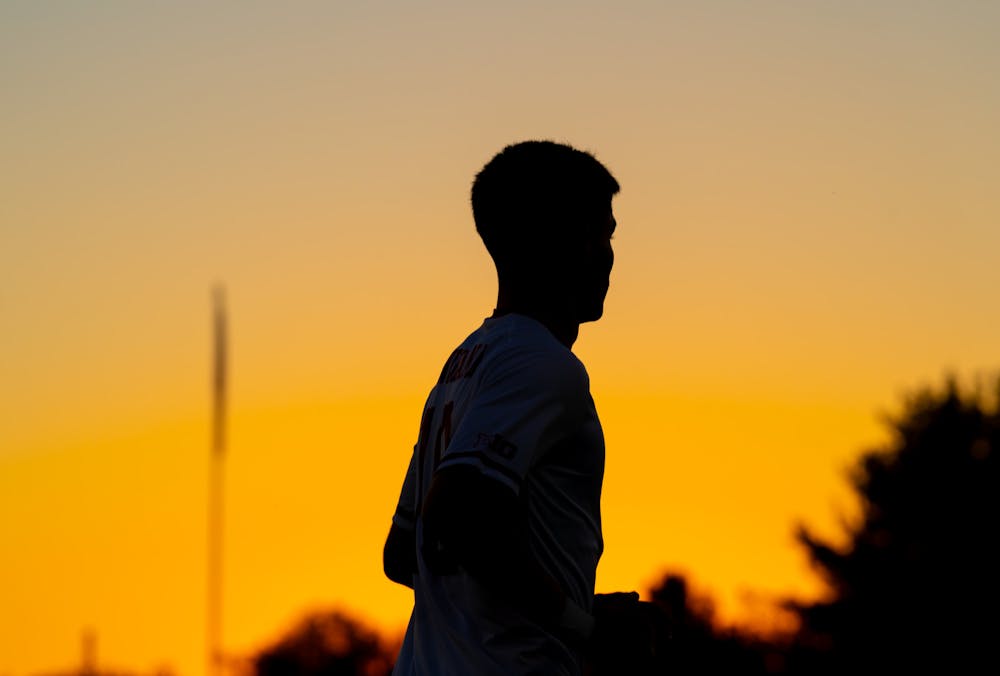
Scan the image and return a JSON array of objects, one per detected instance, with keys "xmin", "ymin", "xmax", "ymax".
[
  {"xmin": 438, "ymin": 343, "xmax": 487, "ymax": 384},
  {"xmin": 474, "ymin": 432, "xmax": 518, "ymax": 459}
]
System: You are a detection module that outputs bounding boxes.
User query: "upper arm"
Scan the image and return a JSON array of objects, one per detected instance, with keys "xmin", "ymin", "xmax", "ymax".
[
  {"xmin": 435, "ymin": 350, "xmax": 588, "ymax": 495},
  {"xmin": 421, "ymin": 350, "xmax": 587, "ymax": 572}
]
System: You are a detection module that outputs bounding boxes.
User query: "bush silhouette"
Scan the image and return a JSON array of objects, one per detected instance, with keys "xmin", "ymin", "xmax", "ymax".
[{"xmin": 252, "ymin": 610, "xmax": 397, "ymax": 676}]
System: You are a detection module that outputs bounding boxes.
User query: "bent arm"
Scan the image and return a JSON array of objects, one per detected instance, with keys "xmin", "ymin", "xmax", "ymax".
[
  {"xmin": 420, "ymin": 464, "xmax": 588, "ymax": 635},
  {"xmin": 383, "ymin": 521, "xmax": 417, "ymax": 589}
]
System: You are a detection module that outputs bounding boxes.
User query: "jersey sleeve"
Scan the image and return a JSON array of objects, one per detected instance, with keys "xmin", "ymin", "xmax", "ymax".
[
  {"xmin": 391, "ymin": 449, "xmax": 418, "ymax": 530},
  {"xmin": 436, "ymin": 348, "xmax": 589, "ymax": 494}
]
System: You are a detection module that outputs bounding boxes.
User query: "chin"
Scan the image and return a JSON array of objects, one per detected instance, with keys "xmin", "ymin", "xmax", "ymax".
[
  {"xmin": 578, "ymin": 305, "xmax": 605, "ymax": 323},
  {"xmin": 574, "ymin": 284, "xmax": 609, "ymax": 323}
]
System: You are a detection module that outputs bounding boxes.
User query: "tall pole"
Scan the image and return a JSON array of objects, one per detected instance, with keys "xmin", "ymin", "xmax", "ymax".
[{"xmin": 208, "ymin": 285, "xmax": 227, "ymax": 676}]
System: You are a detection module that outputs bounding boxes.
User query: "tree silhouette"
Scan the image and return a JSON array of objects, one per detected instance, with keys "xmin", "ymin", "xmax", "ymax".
[
  {"xmin": 791, "ymin": 376, "xmax": 999, "ymax": 674},
  {"xmin": 252, "ymin": 610, "xmax": 397, "ymax": 676}
]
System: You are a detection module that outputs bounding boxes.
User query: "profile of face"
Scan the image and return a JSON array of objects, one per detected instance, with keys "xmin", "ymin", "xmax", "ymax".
[
  {"xmin": 571, "ymin": 207, "xmax": 616, "ymax": 323},
  {"xmin": 500, "ymin": 201, "xmax": 617, "ymax": 325}
]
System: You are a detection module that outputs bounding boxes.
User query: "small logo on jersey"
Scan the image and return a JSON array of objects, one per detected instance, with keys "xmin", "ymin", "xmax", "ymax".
[{"xmin": 474, "ymin": 433, "xmax": 517, "ymax": 459}]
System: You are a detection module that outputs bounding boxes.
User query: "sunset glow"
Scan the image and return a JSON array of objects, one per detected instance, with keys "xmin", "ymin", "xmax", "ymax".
[{"xmin": 3, "ymin": 3, "xmax": 999, "ymax": 675}]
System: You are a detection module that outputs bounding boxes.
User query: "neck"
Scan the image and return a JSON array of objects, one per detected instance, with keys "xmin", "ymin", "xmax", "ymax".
[{"xmin": 493, "ymin": 287, "xmax": 580, "ymax": 349}]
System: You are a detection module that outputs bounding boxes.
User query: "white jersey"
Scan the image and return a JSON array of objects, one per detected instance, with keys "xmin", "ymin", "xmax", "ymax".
[{"xmin": 391, "ymin": 313, "xmax": 605, "ymax": 676}]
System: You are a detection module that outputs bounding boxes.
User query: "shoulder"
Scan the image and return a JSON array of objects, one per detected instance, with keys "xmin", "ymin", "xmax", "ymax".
[{"xmin": 480, "ymin": 315, "xmax": 590, "ymax": 397}]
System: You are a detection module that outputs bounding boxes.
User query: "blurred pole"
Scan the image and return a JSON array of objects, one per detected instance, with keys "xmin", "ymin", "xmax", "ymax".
[
  {"xmin": 208, "ymin": 285, "xmax": 227, "ymax": 676},
  {"xmin": 81, "ymin": 628, "xmax": 96, "ymax": 676}
]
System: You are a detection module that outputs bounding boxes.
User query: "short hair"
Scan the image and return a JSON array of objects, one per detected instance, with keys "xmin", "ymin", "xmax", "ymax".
[{"xmin": 471, "ymin": 141, "xmax": 619, "ymax": 266}]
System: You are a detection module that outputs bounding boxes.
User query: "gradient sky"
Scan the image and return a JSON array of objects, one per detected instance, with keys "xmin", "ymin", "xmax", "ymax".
[{"xmin": 3, "ymin": 2, "xmax": 999, "ymax": 675}]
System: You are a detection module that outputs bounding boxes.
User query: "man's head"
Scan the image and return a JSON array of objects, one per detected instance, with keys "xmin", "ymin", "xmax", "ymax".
[{"xmin": 471, "ymin": 141, "xmax": 620, "ymax": 323}]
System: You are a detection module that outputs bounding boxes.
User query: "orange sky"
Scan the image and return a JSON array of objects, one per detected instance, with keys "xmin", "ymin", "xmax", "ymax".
[{"xmin": 3, "ymin": 3, "xmax": 1000, "ymax": 676}]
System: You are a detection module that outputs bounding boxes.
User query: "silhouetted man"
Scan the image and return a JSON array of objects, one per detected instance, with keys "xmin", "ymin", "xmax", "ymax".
[{"xmin": 384, "ymin": 141, "xmax": 649, "ymax": 675}]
